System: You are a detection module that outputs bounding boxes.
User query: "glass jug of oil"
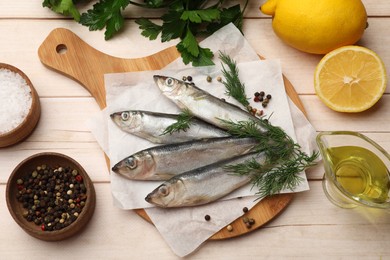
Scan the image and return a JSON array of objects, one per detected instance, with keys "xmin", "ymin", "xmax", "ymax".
[{"xmin": 316, "ymin": 131, "xmax": 390, "ymax": 209}]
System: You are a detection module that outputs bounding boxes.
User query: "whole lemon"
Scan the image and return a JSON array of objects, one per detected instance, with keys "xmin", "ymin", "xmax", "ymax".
[{"xmin": 260, "ymin": 0, "xmax": 367, "ymax": 54}]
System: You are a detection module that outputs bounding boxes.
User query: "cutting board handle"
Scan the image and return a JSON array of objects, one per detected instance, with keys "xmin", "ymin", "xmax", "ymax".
[
  {"xmin": 37, "ymin": 28, "xmax": 307, "ymax": 240},
  {"xmin": 38, "ymin": 28, "xmax": 179, "ymax": 108}
]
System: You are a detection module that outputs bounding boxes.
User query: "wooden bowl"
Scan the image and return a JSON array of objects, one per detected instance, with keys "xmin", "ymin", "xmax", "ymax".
[
  {"xmin": 0, "ymin": 63, "xmax": 41, "ymax": 147},
  {"xmin": 6, "ymin": 152, "xmax": 96, "ymax": 241}
]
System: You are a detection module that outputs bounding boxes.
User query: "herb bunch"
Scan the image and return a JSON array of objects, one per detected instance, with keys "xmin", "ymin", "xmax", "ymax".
[
  {"xmin": 221, "ymin": 118, "xmax": 318, "ymax": 199},
  {"xmin": 42, "ymin": 0, "xmax": 248, "ymax": 66},
  {"xmin": 217, "ymin": 52, "xmax": 318, "ymax": 198}
]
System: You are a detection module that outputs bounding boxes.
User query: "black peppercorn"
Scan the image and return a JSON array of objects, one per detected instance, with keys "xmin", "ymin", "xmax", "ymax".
[{"xmin": 16, "ymin": 164, "xmax": 87, "ymax": 232}]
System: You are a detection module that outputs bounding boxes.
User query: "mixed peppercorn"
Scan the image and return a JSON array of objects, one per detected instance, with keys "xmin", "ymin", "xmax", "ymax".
[{"xmin": 15, "ymin": 164, "xmax": 87, "ymax": 231}]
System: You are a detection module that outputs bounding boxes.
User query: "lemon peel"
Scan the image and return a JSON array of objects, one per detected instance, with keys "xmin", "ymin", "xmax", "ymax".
[{"xmin": 260, "ymin": 0, "xmax": 367, "ymax": 54}]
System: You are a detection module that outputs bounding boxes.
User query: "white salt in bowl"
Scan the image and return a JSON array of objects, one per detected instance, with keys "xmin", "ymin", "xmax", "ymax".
[{"xmin": 0, "ymin": 63, "xmax": 41, "ymax": 147}]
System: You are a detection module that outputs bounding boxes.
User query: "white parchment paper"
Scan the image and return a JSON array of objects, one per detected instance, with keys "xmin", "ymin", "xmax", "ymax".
[
  {"xmin": 105, "ymin": 59, "xmax": 301, "ymax": 210},
  {"xmin": 88, "ymin": 23, "xmax": 318, "ymax": 257}
]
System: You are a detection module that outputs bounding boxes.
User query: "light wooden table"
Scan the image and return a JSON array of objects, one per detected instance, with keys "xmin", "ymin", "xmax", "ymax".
[{"xmin": 0, "ymin": 1, "xmax": 389, "ymax": 259}]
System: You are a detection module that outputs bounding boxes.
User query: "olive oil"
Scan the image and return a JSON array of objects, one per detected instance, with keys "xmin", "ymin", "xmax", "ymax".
[{"xmin": 327, "ymin": 146, "xmax": 390, "ymax": 203}]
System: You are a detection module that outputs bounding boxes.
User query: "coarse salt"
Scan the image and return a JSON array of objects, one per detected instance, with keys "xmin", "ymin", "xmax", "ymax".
[{"xmin": 0, "ymin": 68, "xmax": 32, "ymax": 134}]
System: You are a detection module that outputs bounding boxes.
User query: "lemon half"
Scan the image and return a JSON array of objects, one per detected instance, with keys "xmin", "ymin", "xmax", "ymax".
[{"xmin": 314, "ymin": 46, "xmax": 387, "ymax": 112}]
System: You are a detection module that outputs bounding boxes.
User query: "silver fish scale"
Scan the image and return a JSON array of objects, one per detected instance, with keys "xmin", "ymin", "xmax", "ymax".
[
  {"xmin": 146, "ymin": 152, "xmax": 266, "ymax": 207},
  {"xmin": 112, "ymin": 136, "xmax": 258, "ymax": 181},
  {"xmin": 154, "ymin": 75, "xmax": 265, "ymax": 131},
  {"xmin": 110, "ymin": 110, "xmax": 229, "ymax": 144},
  {"xmin": 147, "ymin": 137, "xmax": 257, "ymax": 176}
]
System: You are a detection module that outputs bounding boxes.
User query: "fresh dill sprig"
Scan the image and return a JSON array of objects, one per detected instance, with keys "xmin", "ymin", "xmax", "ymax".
[
  {"xmin": 161, "ymin": 109, "xmax": 194, "ymax": 136},
  {"xmin": 219, "ymin": 118, "xmax": 295, "ymax": 161},
  {"xmin": 219, "ymin": 51, "xmax": 250, "ymax": 108},
  {"xmin": 221, "ymin": 118, "xmax": 319, "ymax": 199},
  {"xmin": 227, "ymin": 149, "xmax": 318, "ymax": 200}
]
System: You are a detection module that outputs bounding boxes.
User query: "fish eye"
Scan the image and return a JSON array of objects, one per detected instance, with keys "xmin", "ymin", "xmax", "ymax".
[
  {"xmin": 121, "ymin": 112, "xmax": 130, "ymax": 121},
  {"xmin": 165, "ymin": 78, "xmax": 175, "ymax": 87},
  {"xmin": 126, "ymin": 157, "xmax": 137, "ymax": 169},
  {"xmin": 158, "ymin": 185, "xmax": 170, "ymax": 197}
]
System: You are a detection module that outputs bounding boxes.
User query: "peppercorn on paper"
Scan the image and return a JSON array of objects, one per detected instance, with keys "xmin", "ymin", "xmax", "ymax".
[{"xmin": 88, "ymin": 23, "xmax": 318, "ymax": 257}]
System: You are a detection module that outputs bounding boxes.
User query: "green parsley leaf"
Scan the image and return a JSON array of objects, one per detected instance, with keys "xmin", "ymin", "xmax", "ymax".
[
  {"xmin": 181, "ymin": 30, "xmax": 199, "ymax": 57},
  {"xmin": 79, "ymin": 0, "xmax": 130, "ymax": 40},
  {"xmin": 135, "ymin": 18, "xmax": 162, "ymax": 40},
  {"xmin": 207, "ymin": 4, "xmax": 243, "ymax": 33},
  {"xmin": 177, "ymin": 42, "xmax": 214, "ymax": 66},
  {"xmin": 192, "ymin": 47, "xmax": 214, "ymax": 66},
  {"xmin": 161, "ymin": 10, "xmax": 186, "ymax": 42},
  {"xmin": 42, "ymin": 0, "xmax": 81, "ymax": 21},
  {"xmin": 180, "ymin": 9, "xmax": 220, "ymax": 23}
]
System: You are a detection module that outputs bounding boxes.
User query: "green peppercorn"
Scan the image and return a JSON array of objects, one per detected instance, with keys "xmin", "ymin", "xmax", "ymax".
[
  {"xmin": 22, "ymin": 210, "xmax": 29, "ymax": 218},
  {"xmin": 206, "ymin": 76, "xmax": 212, "ymax": 82}
]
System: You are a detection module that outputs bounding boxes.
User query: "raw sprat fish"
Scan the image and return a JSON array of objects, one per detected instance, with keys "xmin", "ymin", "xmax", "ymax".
[
  {"xmin": 110, "ymin": 110, "xmax": 229, "ymax": 144},
  {"xmin": 153, "ymin": 75, "xmax": 266, "ymax": 131},
  {"xmin": 111, "ymin": 136, "xmax": 258, "ymax": 181},
  {"xmin": 145, "ymin": 152, "xmax": 266, "ymax": 207}
]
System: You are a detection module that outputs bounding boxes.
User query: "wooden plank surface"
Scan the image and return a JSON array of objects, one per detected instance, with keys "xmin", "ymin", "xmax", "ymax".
[{"xmin": 0, "ymin": 0, "xmax": 389, "ymax": 259}]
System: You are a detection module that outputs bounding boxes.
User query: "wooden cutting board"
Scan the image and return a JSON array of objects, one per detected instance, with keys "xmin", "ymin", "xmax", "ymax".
[{"xmin": 38, "ymin": 28, "xmax": 306, "ymax": 240}]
